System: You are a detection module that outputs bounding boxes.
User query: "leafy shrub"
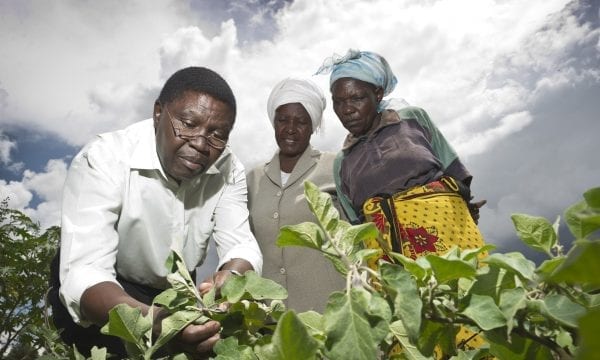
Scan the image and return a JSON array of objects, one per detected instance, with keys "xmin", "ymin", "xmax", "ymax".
[{"xmin": 33, "ymin": 185, "xmax": 600, "ymax": 359}]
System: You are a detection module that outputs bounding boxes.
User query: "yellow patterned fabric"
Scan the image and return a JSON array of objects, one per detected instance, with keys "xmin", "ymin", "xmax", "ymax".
[
  {"xmin": 363, "ymin": 177, "xmax": 484, "ymax": 267},
  {"xmin": 362, "ymin": 177, "xmax": 487, "ymax": 357}
]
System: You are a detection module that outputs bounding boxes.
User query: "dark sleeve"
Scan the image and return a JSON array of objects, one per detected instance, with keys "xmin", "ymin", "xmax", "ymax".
[{"xmin": 444, "ymin": 158, "xmax": 472, "ymax": 187}]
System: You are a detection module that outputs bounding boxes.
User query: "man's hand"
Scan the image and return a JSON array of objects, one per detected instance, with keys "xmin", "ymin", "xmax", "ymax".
[
  {"xmin": 468, "ymin": 198, "xmax": 487, "ymax": 224},
  {"xmin": 168, "ymin": 320, "xmax": 221, "ymax": 359},
  {"xmin": 198, "ymin": 258, "xmax": 254, "ymax": 296}
]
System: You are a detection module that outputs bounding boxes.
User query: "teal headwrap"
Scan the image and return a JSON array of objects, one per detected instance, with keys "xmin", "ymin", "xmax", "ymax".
[{"xmin": 315, "ymin": 49, "xmax": 398, "ymax": 111}]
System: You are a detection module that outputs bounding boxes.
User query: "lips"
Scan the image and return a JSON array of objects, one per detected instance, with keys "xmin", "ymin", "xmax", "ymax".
[{"xmin": 179, "ymin": 155, "xmax": 206, "ymax": 172}]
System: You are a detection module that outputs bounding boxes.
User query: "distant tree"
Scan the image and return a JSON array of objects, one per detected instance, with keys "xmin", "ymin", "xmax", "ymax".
[{"xmin": 0, "ymin": 198, "xmax": 60, "ymax": 358}]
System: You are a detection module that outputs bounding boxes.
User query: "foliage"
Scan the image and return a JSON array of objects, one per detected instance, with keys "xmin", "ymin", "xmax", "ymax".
[
  {"xmin": 92, "ymin": 184, "xmax": 600, "ymax": 359},
  {"xmin": 0, "ymin": 199, "xmax": 61, "ymax": 358},
  {"xmin": 17, "ymin": 185, "xmax": 600, "ymax": 359},
  {"xmin": 99, "ymin": 251, "xmax": 288, "ymax": 359}
]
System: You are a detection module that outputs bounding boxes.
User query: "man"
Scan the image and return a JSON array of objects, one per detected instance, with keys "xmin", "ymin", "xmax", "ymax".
[{"xmin": 49, "ymin": 66, "xmax": 262, "ymax": 357}]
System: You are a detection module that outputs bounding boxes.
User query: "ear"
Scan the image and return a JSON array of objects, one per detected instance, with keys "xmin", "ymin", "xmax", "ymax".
[
  {"xmin": 375, "ymin": 87, "xmax": 384, "ymax": 103},
  {"xmin": 153, "ymin": 102, "xmax": 161, "ymax": 129}
]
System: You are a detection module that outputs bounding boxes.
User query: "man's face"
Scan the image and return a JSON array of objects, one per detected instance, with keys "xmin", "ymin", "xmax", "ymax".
[
  {"xmin": 331, "ymin": 77, "xmax": 383, "ymax": 137},
  {"xmin": 153, "ymin": 91, "xmax": 234, "ymax": 182},
  {"xmin": 274, "ymin": 102, "xmax": 313, "ymax": 159}
]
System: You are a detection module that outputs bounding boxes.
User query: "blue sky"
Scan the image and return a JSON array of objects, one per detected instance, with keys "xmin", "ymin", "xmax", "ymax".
[{"xmin": 1, "ymin": 0, "xmax": 599, "ymax": 262}]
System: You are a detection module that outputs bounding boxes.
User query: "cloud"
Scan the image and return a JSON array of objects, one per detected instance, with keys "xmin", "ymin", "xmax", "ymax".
[
  {"xmin": 0, "ymin": 159, "xmax": 68, "ymax": 228},
  {"xmin": 0, "ymin": 0, "xmax": 597, "ymax": 255},
  {"xmin": 0, "ymin": 131, "xmax": 16, "ymax": 165}
]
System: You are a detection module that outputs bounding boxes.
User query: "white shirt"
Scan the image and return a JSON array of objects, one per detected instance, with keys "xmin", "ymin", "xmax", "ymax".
[{"xmin": 59, "ymin": 119, "xmax": 262, "ymax": 324}]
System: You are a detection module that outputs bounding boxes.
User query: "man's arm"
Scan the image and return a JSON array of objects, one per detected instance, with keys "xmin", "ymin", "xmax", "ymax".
[{"xmin": 210, "ymin": 155, "xmax": 263, "ymax": 275}]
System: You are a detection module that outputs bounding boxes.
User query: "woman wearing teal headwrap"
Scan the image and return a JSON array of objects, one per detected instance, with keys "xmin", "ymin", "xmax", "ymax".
[{"xmin": 317, "ymin": 49, "xmax": 487, "ymax": 355}]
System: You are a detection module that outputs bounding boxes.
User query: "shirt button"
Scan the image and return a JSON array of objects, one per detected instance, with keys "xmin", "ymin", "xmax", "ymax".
[
  {"xmin": 276, "ymin": 190, "xmax": 282, "ymax": 197},
  {"xmin": 273, "ymin": 212, "xmax": 279, "ymax": 219},
  {"xmin": 279, "ymin": 267, "xmax": 286, "ymax": 274}
]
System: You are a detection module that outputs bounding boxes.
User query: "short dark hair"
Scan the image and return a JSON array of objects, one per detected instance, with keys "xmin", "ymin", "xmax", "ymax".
[{"xmin": 158, "ymin": 66, "xmax": 237, "ymax": 120}]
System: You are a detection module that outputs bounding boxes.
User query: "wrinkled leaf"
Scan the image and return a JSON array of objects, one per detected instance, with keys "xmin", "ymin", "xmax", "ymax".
[
  {"xmin": 101, "ymin": 304, "xmax": 151, "ymax": 347},
  {"xmin": 498, "ymin": 288, "xmax": 526, "ymax": 334},
  {"xmin": 417, "ymin": 319, "xmax": 458, "ymax": 357},
  {"xmin": 388, "ymin": 320, "xmax": 432, "ymax": 359},
  {"xmin": 576, "ymin": 307, "xmax": 600, "ymax": 360},
  {"xmin": 277, "ymin": 222, "xmax": 324, "ymax": 249},
  {"xmin": 484, "ymin": 328, "xmax": 553, "ymax": 360},
  {"xmin": 213, "ymin": 336, "xmax": 257, "ymax": 360},
  {"xmin": 425, "ymin": 255, "xmax": 477, "ymax": 284},
  {"xmin": 341, "ymin": 222, "xmax": 380, "ymax": 246},
  {"xmin": 537, "ymin": 294, "xmax": 586, "ymax": 329},
  {"xmin": 380, "ymin": 263, "xmax": 422, "ymax": 343},
  {"xmin": 549, "ymin": 239, "xmax": 600, "ymax": 286},
  {"xmin": 152, "ymin": 309, "xmax": 202, "ymax": 352},
  {"xmin": 389, "ymin": 252, "xmax": 429, "ymax": 281},
  {"xmin": 304, "ymin": 181, "xmax": 341, "ymax": 233},
  {"xmin": 221, "ymin": 270, "xmax": 288, "ymax": 303},
  {"xmin": 461, "ymin": 294, "xmax": 506, "ymax": 331},
  {"xmin": 481, "ymin": 252, "xmax": 536, "ymax": 282},
  {"xmin": 258, "ymin": 311, "xmax": 319, "ymax": 360},
  {"xmin": 323, "ymin": 289, "xmax": 387, "ymax": 359},
  {"xmin": 564, "ymin": 187, "xmax": 600, "ymax": 239},
  {"xmin": 511, "ymin": 214, "xmax": 556, "ymax": 256}
]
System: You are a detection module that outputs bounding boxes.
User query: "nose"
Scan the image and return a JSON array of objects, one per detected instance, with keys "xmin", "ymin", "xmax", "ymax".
[
  {"xmin": 340, "ymin": 101, "xmax": 354, "ymax": 115},
  {"xmin": 187, "ymin": 135, "xmax": 211, "ymax": 152}
]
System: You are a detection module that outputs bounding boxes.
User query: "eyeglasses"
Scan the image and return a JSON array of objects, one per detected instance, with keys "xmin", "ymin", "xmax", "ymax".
[{"xmin": 163, "ymin": 105, "xmax": 228, "ymax": 150}]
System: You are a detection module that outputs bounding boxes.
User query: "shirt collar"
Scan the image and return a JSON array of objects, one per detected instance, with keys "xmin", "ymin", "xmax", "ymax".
[{"xmin": 342, "ymin": 109, "xmax": 402, "ymax": 151}]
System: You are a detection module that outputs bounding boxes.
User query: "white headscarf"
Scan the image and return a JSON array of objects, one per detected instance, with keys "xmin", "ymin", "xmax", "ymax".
[{"xmin": 267, "ymin": 78, "xmax": 326, "ymax": 133}]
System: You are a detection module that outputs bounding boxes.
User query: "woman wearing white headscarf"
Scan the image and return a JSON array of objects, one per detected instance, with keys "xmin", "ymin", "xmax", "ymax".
[{"xmin": 246, "ymin": 78, "xmax": 345, "ymax": 313}]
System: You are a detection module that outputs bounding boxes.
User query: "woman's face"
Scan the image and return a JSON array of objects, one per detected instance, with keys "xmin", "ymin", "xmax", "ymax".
[
  {"xmin": 331, "ymin": 77, "xmax": 383, "ymax": 137},
  {"xmin": 274, "ymin": 102, "xmax": 313, "ymax": 159}
]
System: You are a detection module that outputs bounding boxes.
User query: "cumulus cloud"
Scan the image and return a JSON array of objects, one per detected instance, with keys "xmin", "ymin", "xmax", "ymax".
[
  {"xmin": 0, "ymin": 0, "xmax": 597, "ymax": 252},
  {"xmin": 0, "ymin": 131, "xmax": 16, "ymax": 165},
  {"xmin": 0, "ymin": 159, "xmax": 68, "ymax": 228}
]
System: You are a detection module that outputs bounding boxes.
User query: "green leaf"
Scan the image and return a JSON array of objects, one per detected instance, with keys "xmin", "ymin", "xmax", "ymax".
[
  {"xmin": 576, "ymin": 307, "xmax": 600, "ymax": 360},
  {"xmin": 380, "ymin": 263, "xmax": 422, "ymax": 343},
  {"xmin": 89, "ymin": 346, "xmax": 108, "ymax": 360},
  {"xmin": 460, "ymin": 294, "xmax": 506, "ymax": 331},
  {"xmin": 498, "ymin": 288, "xmax": 526, "ymax": 334},
  {"xmin": 565, "ymin": 187, "xmax": 600, "ymax": 239},
  {"xmin": 537, "ymin": 294, "xmax": 586, "ymax": 329},
  {"xmin": 549, "ymin": 239, "xmax": 600, "ymax": 286},
  {"xmin": 468, "ymin": 266, "xmax": 515, "ymax": 301},
  {"xmin": 481, "ymin": 252, "xmax": 536, "ymax": 281},
  {"xmin": 221, "ymin": 271, "xmax": 288, "ymax": 303},
  {"xmin": 425, "ymin": 255, "xmax": 477, "ymax": 284},
  {"xmin": 242, "ymin": 301, "xmax": 268, "ymax": 333},
  {"xmin": 416, "ymin": 319, "xmax": 458, "ymax": 357},
  {"xmin": 297, "ymin": 310, "xmax": 325, "ymax": 338},
  {"xmin": 100, "ymin": 303, "xmax": 152, "ymax": 348},
  {"xmin": 484, "ymin": 328, "xmax": 553, "ymax": 360},
  {"xmin": 535, "ymin": 258, "xmax": 564, "ymax": 279},
  {"xmin": 323, "ymin": 289, "xmax": 387, "ymax": 359},
  {"xmin": 341, "ymin": 222, "xmax": 380, "ymax": 246},
  {"xmin": 258, "ymin": 311, "xmax": 319, "ymax": 360},
  {"xmin": 388, "ymin": 320, "xmax": 432, "ymax": 359},
  {"xmin": 153, "ymin": 288, "xmax": 195, "ymax": 311},
  {"xmin": 460, "ymin": 244, "xmax": 496, "ymax": 262},
  {"xmin": 152, "ymin": 309, "xmax": 202, "ymax": 352},
  {"xmin": 511, "ymin": 214, "xmax": 556, "ymax": 256},
  {"xmin": 213, "ymin": 336, "xmax": 257, "ymax": 360},
  {"xmin": 277, "ymin": 223, "xmax": 324, "ymax": 249},
  {"xmin": 322, "ymin": 251, "xmax": 349, "ymax": 275},
  {"xmin": 304, "ymin": 181, "xmax": 341, "ymax": 233},
  {"xmin": 388, "ymin": 252, "xmax": 429, "ymax": 281}
]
